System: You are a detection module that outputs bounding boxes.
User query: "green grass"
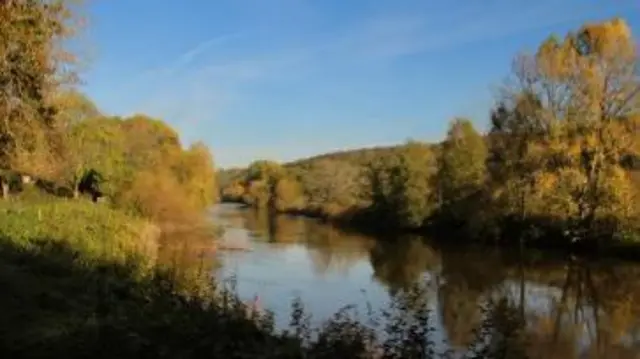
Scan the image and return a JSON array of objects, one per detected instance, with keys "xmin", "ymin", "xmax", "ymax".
[{"xmin": 0, "ymin": 197, "xmax": 158, "ymax": 271}]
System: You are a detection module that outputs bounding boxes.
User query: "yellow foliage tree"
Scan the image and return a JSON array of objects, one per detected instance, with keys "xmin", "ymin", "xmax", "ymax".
[
  {"xmin": 493, "ymin": 18, "xmax": 640, "ymax": 239},
  {"xmin": 273, "ymin": 177, "xmax": 304, "ymax": 212}
]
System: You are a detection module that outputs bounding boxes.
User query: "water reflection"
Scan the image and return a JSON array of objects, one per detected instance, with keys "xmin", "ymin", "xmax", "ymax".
[
  {"xmin": 305, "ymin": 223, "xmax": 374, "ymax": 276},
  {"xmin": 213, "ymin": 204, "xmax": 640, "ymax": 357},
  {"xmin": 156, "ymin": 226, "xmax": 218, "ymax": 276},
  {"xmin": 370, "ymin": 237, "xmax": 440, "ymax": 291}
]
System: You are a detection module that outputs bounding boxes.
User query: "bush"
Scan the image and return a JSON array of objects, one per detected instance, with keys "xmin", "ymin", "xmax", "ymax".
[{"xmin": 115, "ymin": 169, "xmax": 204, "ymax": 227}]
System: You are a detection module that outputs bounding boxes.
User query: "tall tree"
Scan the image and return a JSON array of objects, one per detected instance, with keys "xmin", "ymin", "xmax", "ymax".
[
  {"xmin": 119, "ymin": 114, "xmax": 182, "ymax": 175},
  {"xmin": 298, "ymin": 158, "xmax": 365, "ymax": 215},
  {"xmin": 62, "ymin": 117, "xmax": 126, "ymax": 198},
  {"xmin": 437, "ymin": 118, "xmax": 488, "ymax": 220},
  {"xmin": 0, "ymin": 0, "xmax": 79, "ymax": 196},
  {"xmin": 495, "ymin": 18, "xmax": 640, "ymax": 239},
  {"xmin": 392, "ymin": 141, "xmax": 436, "ymax": 228}
]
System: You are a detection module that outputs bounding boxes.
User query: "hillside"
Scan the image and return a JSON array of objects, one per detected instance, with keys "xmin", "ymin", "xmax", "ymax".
[{"xmin": 218, "ymin": 143, "xmax": 424, "ymax": 189}]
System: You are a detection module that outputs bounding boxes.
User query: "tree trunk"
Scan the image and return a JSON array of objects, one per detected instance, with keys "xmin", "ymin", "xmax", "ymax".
[
  {"xmin": 1, "ymin": 179, "xmax": 9, "ymax": 199},
  {"xmin": 73, "ymin": 184, "xmax": 80, "ymax": 199}
]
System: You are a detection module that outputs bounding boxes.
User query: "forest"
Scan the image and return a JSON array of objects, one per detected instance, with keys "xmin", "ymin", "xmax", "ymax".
[{"xmin": 221, "ymin": 17, "xmax": 640, "ymax": 250}]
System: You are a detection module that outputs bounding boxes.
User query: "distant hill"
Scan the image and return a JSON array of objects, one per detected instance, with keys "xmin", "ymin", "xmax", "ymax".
[
  {"xmin": 217, "ymin": 144, "xmax": 412, "ymax": 187},
  {"xmin": 286, "ymin": 145, "xmax": 402, "ymax": 167}
]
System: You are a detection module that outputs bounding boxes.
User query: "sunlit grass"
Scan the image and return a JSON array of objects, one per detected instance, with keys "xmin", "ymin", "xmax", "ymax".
[{"xmin": 0, "ymin": 197, "xmax": 158, "ymax": 271}]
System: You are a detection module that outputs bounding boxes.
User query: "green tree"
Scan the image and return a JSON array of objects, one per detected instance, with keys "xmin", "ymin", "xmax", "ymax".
[
  {"xmin": 392, "ymin": 141, "xmax": 436, "ymax": 228},
  {"xmin": 62, "ymin": 117, "xmax": 127, "ymax": 198},
  {"xmin": 437, "ymin": 118, "xmax": 488, "ymax": 222}
]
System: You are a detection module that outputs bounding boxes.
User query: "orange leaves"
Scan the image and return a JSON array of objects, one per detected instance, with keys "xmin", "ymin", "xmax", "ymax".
[
  {"xmin": 578, "ymin": 17, "xmax": 634, "ymax": 59},
  {"xmin": 118, "ymin": 168, "xmax": 199, "ymax": 226},
  {"xmin": 535, "ymin": 35, "xmax": 576, "ymax": 80},
  {"xmin": 495, "ymin": 17, "xmax": 640, "ymax": 234}
]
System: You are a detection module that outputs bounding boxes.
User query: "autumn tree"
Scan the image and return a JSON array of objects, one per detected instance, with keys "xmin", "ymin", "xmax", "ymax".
[
  {"xmin": 246, "ymin": 160, "xmax": 286, "ymax": 182},
  {"xmin": 241, "ymin": 160, "xmax": 286, "ymax": 208},
  {"xmin": 119, "ymin": 114, "xmax": 182, "ymax": 176},
  {"xmin": 0, "ymin": 0, "xmax": 79, "ymax": 196},
  {"xmin": 243, "ymin": 179, "xmax": 270, "ymax": 208},
  {"xmin": 494, "ymin": 18, "xmax": 640, "ymax": 239},
  {"xmin": 173, "ymin": 141, "xmax": 218, "ymax": 208},
  {"xmin": 273, "ymin": 177, "xmax": 304, "ymax": 212},
  {"xmin": 298, "ymin": 158, "xmax": 366, "ymax": 216},
  {"xmin": 221, "ymin": 179, "xmax": 246, "ymax": 201},
  {"xmin": 119, "ymin": 168, "xmax": 198, "ymax": 224},
  {"xmin": 53, "ymin": 89, "xmax": 100, "ymax": 128}
]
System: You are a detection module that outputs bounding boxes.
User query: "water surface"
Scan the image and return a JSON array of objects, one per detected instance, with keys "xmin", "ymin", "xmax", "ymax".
[{"xmin": 210, "ymin": 203, "xmax": 640, "ymax": 357}]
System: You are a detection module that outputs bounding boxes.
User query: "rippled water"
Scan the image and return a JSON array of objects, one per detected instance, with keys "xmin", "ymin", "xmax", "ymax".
[{"xmin": 207, "ymin": 203, "xmax": 640, "ymax": 357}]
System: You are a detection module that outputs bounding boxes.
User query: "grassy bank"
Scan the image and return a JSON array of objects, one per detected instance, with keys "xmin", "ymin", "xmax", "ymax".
[
  {"xmin": 0, "ymin": 197, "xmax": 159, "ymax": 267},
  {"xmin": 0, "ymin": 197, "xmax": 532, "ymax": 358},
  {"xmin": 0, "ymin": 197, "xmax": 282, "ymax": 357}
]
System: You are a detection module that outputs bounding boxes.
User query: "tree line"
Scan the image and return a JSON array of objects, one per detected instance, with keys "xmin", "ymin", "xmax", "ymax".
[
  {"xmin": 221, "ymin": 18, "xmax": 640, "ymax": 247},
  {"xmin": 0, "ymin": 0, "xmax": 217, "ymax": 224}
]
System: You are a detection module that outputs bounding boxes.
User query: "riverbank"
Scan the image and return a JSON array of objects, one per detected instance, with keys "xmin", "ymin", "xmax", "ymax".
[
  {"xmin": 0, "ymin": 198, "xmax": 281, "ymax": 357},
  {"xmin": 0, "ymin": 199, "xmax": 277, "ymax": 358},
  {"xmin": 0, "ymin": 197, "xmax": 497, "ymax": 358},
  {"xmin": 221, "ymin": 199, "xmax": 640, "ymax": 262}
]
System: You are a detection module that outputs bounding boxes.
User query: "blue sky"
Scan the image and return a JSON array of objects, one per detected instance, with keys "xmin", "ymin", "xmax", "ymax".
[{"xmin": 80, "ymin": 0, "xmax": 638, "ymax": 168}]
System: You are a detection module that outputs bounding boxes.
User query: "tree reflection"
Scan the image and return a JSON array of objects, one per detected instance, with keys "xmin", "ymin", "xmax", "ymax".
[
  {"xmin": 369, "ymin": 236, "xmax": 440, "ymax": 292},
  {"xmin": 305, "ymin": 222, "xmax": 374, "ymax": 276},
  {"xmin": 156, "ymin": 228, "xmax": 218, "ymax": 281},
  {"xmin": 473, "ymin": 257, "xmax": 640, "ymax": 358},
  {"xmin": 242, "ymin": 207, "xmax": 306, "ymax": 243},
  {"xmin": 215, "ymin": 205, "xmax": 640, "ymax": 357}
]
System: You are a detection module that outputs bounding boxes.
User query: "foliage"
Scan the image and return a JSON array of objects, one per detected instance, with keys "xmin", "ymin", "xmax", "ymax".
[
  {"xmin": 61, "ymin": 116, "xmax": 127, "ymax": 197},
  {"xmin": 273, "ymin": 176, "xmax": 304, "ymax": 212},
  {"xmin": 488, "ymin": 17, "xmax": 640, "ymax": 242},
  {"xmin": 436, "ymin": 118, "xmax": 489, "ymax": 227},
  {"xmin": 220, "ymin": 17, "xmax": 640, "ymax": 246},
  {"xmin": 173, "ymin": 141, "xmax": 218, "ymax": 208},
  {"xmin": 298, "ymin": 158, "xmax": 367, "ymax": 216},
  {"xmin": 0, "ymin": 0, "xmax": 77, "ymax": 186}
]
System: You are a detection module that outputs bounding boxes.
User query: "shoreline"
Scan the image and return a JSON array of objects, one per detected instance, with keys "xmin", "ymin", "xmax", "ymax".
[{"xmin": 219, "ymin": 200, "xmax": 640, "ymax": 263}]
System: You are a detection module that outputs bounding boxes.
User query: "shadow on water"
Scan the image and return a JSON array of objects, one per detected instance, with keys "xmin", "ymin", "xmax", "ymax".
[{"xmin": 214, "ymin": 204, "xmax": 640, "ymax": 358}]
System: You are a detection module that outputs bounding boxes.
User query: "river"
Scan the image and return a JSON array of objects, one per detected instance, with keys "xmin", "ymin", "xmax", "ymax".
[{"xmin": 206, "ymin": 203, "xmax": 640, "ymax": 357}]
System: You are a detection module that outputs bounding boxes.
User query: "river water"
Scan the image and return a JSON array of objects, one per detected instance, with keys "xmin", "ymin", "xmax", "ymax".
[{"xmin": 207, "ymin": 203, "xmax": 640, "ymax": 357}]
